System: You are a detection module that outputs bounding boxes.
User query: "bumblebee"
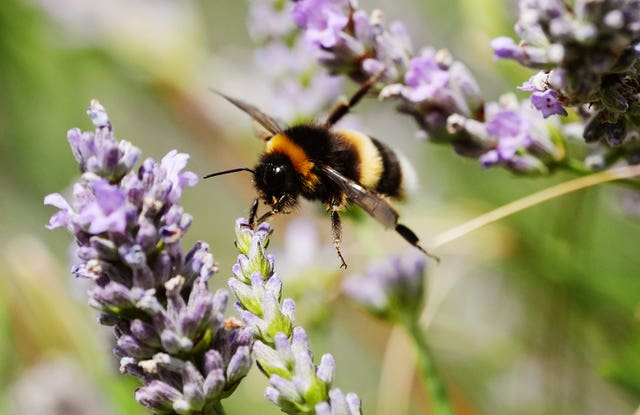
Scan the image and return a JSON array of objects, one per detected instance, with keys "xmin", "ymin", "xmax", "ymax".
[{"xmin": 205, "ymin": 74, "xmax": 438, "ymax": 268}]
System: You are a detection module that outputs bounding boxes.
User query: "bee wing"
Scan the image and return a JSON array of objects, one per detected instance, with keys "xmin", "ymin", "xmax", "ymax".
[
  {"xmin": 213, "ymin": 90, "xmax": 285, "ymax": 136},
  {"xmin": 321, "ymin": 165, "xmax": 399, "ymax": 229}
]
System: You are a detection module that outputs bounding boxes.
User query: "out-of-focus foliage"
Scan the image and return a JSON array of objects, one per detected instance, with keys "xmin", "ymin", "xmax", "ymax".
[{"xmin": 1, "ymin": 0, "xmax": 639, "ymax": 414}]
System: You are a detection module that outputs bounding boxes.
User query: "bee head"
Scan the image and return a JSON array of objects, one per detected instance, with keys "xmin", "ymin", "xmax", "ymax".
[{"xmin": 254, "ymin": 153, "xmax": 299, "ymax": 206}]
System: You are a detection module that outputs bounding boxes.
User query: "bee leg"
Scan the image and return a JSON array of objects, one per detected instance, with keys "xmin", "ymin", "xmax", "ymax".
[
  {"xmin": 255, "ymin": 195, "xmax": 287, "ymax": 224},
  {"xmin": 324, "ymin": 69, "xmax": 385, "ymax": 127},
  {"xmin": 395, "ymin": 224, "xmax": 440, "ymax": 264},
  {"xmin": 330, "ymin": 209, "xmax": 348, "ymax": 269},
  {"xmin": 248, "ymin": 198, "xmax": 260, "ymax": 228}
]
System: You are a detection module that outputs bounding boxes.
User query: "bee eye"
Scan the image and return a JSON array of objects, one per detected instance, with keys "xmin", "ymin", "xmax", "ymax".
[
  {"xmin": 254, "ymin": 155, "xmax": 297, "ymax": 201},
  {"xmin": 259, "ymin": 163, "xmax": 287, "ymax": 187},
  {"xmin": 269, "ymin": 164, "xmax": 287, "ymax": 184}
]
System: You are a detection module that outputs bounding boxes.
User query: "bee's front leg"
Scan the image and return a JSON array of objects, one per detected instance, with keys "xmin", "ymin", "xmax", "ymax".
[
  {"xmin": 256, "ymin": 195, "xmax": 288, "ymax": 224},
  {"xmin": 247, "ymin": 198, "xmax": 260, "ymax": 228}
]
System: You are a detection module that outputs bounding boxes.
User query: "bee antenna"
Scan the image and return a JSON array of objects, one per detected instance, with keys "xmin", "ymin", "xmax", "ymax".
[{"xmin": 203, "ymin": 167, "xmax": 255, "ymax": 179}]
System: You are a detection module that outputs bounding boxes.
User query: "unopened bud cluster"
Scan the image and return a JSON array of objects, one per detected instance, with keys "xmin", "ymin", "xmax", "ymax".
[{"xmin": 230, "ymin": 219, "xmax": 362, "ymax": 414}]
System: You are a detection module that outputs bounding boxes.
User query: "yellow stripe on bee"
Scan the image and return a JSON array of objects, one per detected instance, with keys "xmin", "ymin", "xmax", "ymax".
[
  {"xmin": 266, "ymin": 133, "xmax": 319, "ymax": 189},
  {"xmin": 337, "ymin": 129, "xmax": 383, "ymax": 190}
]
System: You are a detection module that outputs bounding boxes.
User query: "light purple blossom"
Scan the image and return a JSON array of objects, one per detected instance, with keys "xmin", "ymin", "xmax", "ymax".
[
  {"xmin": 44, "ymin": 193, "xmax": 75, "ymax": 231},
  {"xmin": 531, "ymin": 89, "xmax": 568, "ymax": 117},
  {"xmin": 290, "ymin": 0, "xmax": 485, "ymax": 142},
  {"xmin": 291, "ymin": 0, "xmax": 416, "ymax": 82},
  {"xmin": 518, "ymin": 71, "xmax": 552, "ymax": 93},
  {"xmin": 343, "ymin": 252, "xmax": 427, "ymax": 320},
  {"xmin": 480, "ymin": 110, "xmax": 534, "ymax": 167},
  {"xmin": 247, "ymin": 0, "xmax": 297, "ymax": 42},
  {"xmin": 448, "ymin": 94, "xmax": 562, "ymax": 173},
  {"xmin": 77, "ymin": 179, "xmax": 128, "ymax": 234},
  {"xmin": 402, "ymin": 49, "xmax": 450, "ymax": 103},
  {"xmin": 160, "ymin": 150, "xmax": 199, "ymax": 204},
  {"xmin": 248, "ymin": 0, "xmax": 346, "ymax": 123},
  {"xmin": 491, "ymin": 36, "xmax": 526, "ymax": 61},
  {"xmin": 291, "ymin": 0, "xmax": 350, "ymax": 48}
]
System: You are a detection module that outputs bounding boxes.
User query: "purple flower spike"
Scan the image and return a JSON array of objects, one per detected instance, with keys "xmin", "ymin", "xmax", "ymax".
[
  {"xmin": 65, "ymin": 100, "xmax": 142, "ymax": 180},
  {"xmin": 46, "ymin": 101, "xmax": 253, "ymax": 413},
  {"xmin": 482, "ymin": 110, "xmax": 535, "ymax": 166},
  {"xmin": 343, "ymin": 252, "xmax": 427, "ymax": 320}
]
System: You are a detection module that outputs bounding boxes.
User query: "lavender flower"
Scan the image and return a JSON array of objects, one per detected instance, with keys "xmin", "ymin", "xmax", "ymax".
[
  {"xmin": 291, "ymin": 0, "xmax": 411, "ymax": 82},
  {"xmin": 530, "ymin": 90, "xmax": 569, "ymax": 118},
  {"xmin": 342, "ymin": 253, "xmax": 455, "ymax": 414},
  {"xmin": 230, "ymin": 219, "xmax": 362, "ymax": 414},
  {"xmin": 290, "ymin": 0, "xmax": 484, "ymax": 142},
  {"xmin": 342, "ymin": 252, "xmax": 427, "ymax": 321},
  {"xmin": 45, "ymin": 100, "xmax": 252, "ymax": 414},
  {"xmin": 384, "ymin": 47, "xmax": 484, "ymax": 140},
  {"xmin": 291, "ymin": 0, "xmax": 350, "ymax": 49},
  {"xmin": 493, "ymin": 0, "xmax": 640, "ymax": 145},
  {"xmin": 248, "ymin": 0, "xmax": 343, "ymax": 123},
  {"xmin": 447, "ymin": 94, "xmax": 564, "ymax": 174},
  {"xmin": 248, "ymin": 0, "xmax": 297, "ymax": 42},
  {"xmin": 282, "ymin": 0, "xmax": 640, "ymax": 173}
]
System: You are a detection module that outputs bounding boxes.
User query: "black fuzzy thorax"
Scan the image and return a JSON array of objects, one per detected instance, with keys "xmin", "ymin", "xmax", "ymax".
[{"xmin": 284, "ymin": 124, "xmax": 359, "ymax": 204}]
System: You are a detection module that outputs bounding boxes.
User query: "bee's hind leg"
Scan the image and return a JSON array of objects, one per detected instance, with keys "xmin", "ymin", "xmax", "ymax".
[
  {"xmin": 330, "ymin": 209, "xmax": 348, "ymax": 269},
  {"xmin": 324, "ymin": 69, "xmax": 385, "ymax": 127}
]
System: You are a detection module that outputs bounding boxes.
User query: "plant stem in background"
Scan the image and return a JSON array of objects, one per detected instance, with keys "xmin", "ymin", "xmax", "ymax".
[
  {"xmin": 403, "ymin": 317, "xmax": 454, "ymax": 415},
  {"xmin": 343, "ymin": 253, "xmax": 455, "ymax": 415}
]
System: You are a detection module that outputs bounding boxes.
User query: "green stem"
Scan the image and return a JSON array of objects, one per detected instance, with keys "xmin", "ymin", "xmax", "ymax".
[
  {"xmin": 559, "ymin": 157, "xmax": 640, "ymax": 190},
  {"xmin": 403, "ymin": 317, "xmax": 455, "ymax": 415},
  {"xmin": 210, "ymin": 401, "xmax": 227, "ymax": 415},
  {"xmin": 560, "ymin": 157, "xmax": 592, "ymax": 175}
]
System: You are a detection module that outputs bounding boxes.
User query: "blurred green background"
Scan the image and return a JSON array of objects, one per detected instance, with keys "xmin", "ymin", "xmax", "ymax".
[{"xmin": 1, "ymin": 0, "xmax": 639, "ymax": 414}]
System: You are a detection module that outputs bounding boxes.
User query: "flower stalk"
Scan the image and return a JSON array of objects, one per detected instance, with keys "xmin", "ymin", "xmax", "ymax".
[
  {"xmin": 343, "ymin": 253, "xmax": 454, "ymax": 415},
  {"xmin": 403, "ymin": 317, "xmax": 454, "ymax": 415}
]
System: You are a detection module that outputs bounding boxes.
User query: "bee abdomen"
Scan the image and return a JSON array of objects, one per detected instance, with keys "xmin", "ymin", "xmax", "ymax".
[
  {"xmin": 338, "ymin": 130, "xmax": 415, "ymax": 199},
  {"xmin": 369, "ymin": 137, "xmax": 403, "ymax": 198}
]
